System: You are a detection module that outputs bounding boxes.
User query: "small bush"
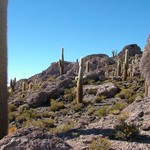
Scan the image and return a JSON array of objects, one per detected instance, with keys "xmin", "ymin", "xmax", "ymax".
[
  {"xmin": 64, "ymin": 94, "xmax": 74, "ymax": 102},
  {"xmin": 9, "ymin": 111, "xmax": 19, "ymax": 122},
  {"xmin": 116, "ymin": 89, "xmax": 135, "ymax": 103},
  {"xmin": 47, "ymin": 76, "xmax": 55, "ymax": 82},
  {"xmin": 50, "ymin": 99, "xmax": 65, "ymax": 111},
  {"xmin": 16, "ymin": 115, "xmax": 26, "ymax": 124},
  {"xmin": 87, "ymin": 89, "xmax": 97, "ymax": 95},
  {"xmin": 64, "ymin": 88, "xmax": 75, "ymax": 102},
  {"xmin": 95, "ymin": 106, "xmax": 110, "ymax": 117},
  {"xmin": 8, "ymin": 126, "xmax": 17, "ymax": 135},
  {"xmin": 42, "ymin": 111, "xmax": 56, "ymax": 118},
  {"xmin": 72, "ymin": 103, "xmax": 84, "ymax": 112},
  {"xmin": 8, "ymin": 103, "xmax": 17, "ymax": 112},
  {"xmin": 114, "ymin": 102, "xmax": 126, "ymax": 111},
  {"xmin": 42, "ymin": 119, "xmax": 55, "ymax": 128},
  {"xmin": 88, "ymin": 137, "xmax": 111, "ymax": 150},
  {"xmin": 87, "ymin": 107, "xmax": 96, "ymax": 115},
  {"xmin": 57, "ymin": 120, "xmax": 77, "ymax": 133},
  {"xmin": 94, "ymin": 95, "xmax": 106, "ymax": 103},
  {"xmin": 110, "ymin": 121, "xmax": 139, "ymax": 141},
  {"xmin": 22, "ymin": 109, "xmax": 41, "ymax": 120},
  {"xmin": 23, "ymin": 120, "xmax": 45, "ymax": 128},
  {"xmin": 117, "ymin": 111, "xmax": 129, "ymax": 122}
]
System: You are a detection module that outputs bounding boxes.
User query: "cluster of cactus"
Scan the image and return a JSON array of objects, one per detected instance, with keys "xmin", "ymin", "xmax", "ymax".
[
  {"xmin": 58, "ymin": 48, "xmax": 64, "ymax": 75},
  {"xmin": 76, "ymin": 58, "xmax": 84, "ymax": 104},
  {"xmin": 115, "ymin": 49, "xmax": 138, "ymax": 80},
  {"xmin": 21, "ymin": 81, "xmax": 33, "ymax": 92},
  {"xmin": 10, "ymin": 77, "xmax": 16, "ymax": 92}
]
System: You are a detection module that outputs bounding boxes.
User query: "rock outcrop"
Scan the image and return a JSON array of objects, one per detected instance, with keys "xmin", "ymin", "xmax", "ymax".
[
  {"xmin": 0, "ymin": 126, "xmax": 72, "ymax": 150},
  {"xmin": 118, "ymin": 44, "xmax": 142, "ymax": 58}
]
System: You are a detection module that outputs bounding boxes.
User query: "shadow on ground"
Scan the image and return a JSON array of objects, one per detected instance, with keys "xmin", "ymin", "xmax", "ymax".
[{"xmin": 57, "ymin": 127, "xmax": 150, "ymax": 144}]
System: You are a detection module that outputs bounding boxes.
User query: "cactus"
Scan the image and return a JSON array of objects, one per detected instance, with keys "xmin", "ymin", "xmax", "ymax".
[
  {"xmin": 117, "ymin": 60, "xmax": 121, "ymax": 76},
  {"xmin": 123, "ymin": 49, "xmax": 129, "ymax": 81},
  {"xmin": 10, "ymin": 78, "xmax": 16, "ymax": 91},
  {"xmin": 58, "ymin": 48, "xmax": 64, "ymax": 75},
  {"xmin": 123, "ymin": 62, "xmax": 128, "ymax": 81},
  {"xmin": 0, "ymin": 0, "xmax": 8, "ymax": 139},
  {"xmin": 86, "ymin": 61, "xmax": 90, "ymax": 73},
  {"xmin": 144, "ymin": 81, "xmax": 148, "ymax": 97},
  {"xmin": 20, "ymin": 93, "xmax": 25, "ymax": 99},
  {"xmin": 125, "ymin": 49, "xmax": 129, "ymax": 67},
  {"xmin": 76, "ymin": 58, "xmax": 84, "ymax": 104},
  {"xmin": 134, "ymin": 54, "xmax": 138, "ymax": 63},
  {"xmin": 22, "ymin": 81, "xmax": 26, "ymax": 92},
  {"xmin": 29, "ymin": 82, "xmax": 33, "ymax": 90}
]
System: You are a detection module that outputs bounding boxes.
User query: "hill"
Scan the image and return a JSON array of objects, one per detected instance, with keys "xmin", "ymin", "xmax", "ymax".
[{"xmin": 1, "ymin": 44, "xmax": 150, "ymax": 150}]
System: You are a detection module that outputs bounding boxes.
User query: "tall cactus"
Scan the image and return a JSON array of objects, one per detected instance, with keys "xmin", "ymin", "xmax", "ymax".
[
  {"xmin": 123, "ymin": 49, "xmax": 129, "ymax": 81},
  {"xmin": 58, "ymin": 48, "xmax": 64, "ymax": 75},
  {"xmin": 144, "ymin": 81, "xmax": 148, "ymax": 97},
  {"xmin": 125, "ymin": 49, "xmax": 129, "ymax": 67},
  {"xmin": 117, "ymin": 60, "xmax": 121, "ymax": 76},
  {"xmin": 10, "ymin": 78, "xmax": 16, "ymax": 91},
  {"xmin": 22, "ymin": 81, "xmax": 26, "ymax": 92},
  {"xmin": 139, "ymin": 35, "xmax": 150, "ymax": 97},
  {"xmin": 86, "ymin": 61, "xmax": 90, "ymax": 73},
  {"xmin": 29, "ymin": 82, "xmax": 33, "ymax": 90},
  {"xmin": 76, "ymin": 58, "xmax": 84, "ymax": 104},
  {"xmin": 0, "ymin": 0, "xmax": 8, "ymax": 139}
]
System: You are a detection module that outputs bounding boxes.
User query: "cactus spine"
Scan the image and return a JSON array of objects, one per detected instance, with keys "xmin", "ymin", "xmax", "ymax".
[
  {"xmin": 58, "ymin": 48, "xmax": 64, "ymax": 75},
  {"xmin": 117, "ymin": 60, "xmax": 121, "ymax": 76},
  {"xmin": 22, "ymin": 81, "xmax": 26, "ymax": 92},
  {"xmin": 123, "ymin": 49, "xmax": 129, "ymax": 81},
  {"xmin": 86, "ymin": 61, "xmax": 90, "ymax": 73},
  {"xmin": 76, "ymin": 58, "xmax": 84, "ymax": 104},
  {"xmin": 0, "ymin": 0, "xmax": 8, "ymax": 139}
]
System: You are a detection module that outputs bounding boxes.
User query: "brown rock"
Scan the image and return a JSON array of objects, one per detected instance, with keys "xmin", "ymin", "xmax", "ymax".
[{"xmin": 0, "ymin": 126, "xmax": 72, "ymax": 150}]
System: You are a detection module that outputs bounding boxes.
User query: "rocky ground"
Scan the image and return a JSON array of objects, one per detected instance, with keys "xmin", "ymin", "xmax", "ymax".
[{"xmin": 0, "ymin": 44, "xmax": 150, "ymax": 150}]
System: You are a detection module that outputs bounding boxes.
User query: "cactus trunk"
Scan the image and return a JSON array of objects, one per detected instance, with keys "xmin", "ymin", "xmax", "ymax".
[
  {"xmin": 117, "ymin": 60, "xmax": 121, "ymax": 76},
  {"xmin": 86, "ymin": 61, "xmax": 90, "ymax": 73},
  {"xmin": 58, "ymin": 48, "xmax": 64, "ymax": 75},
  {"xmin": 77, "ymin": 58, "xmax": 84, "ymax": 104},
  {"xmin": 22, "ymin": 81, "xmax": 26, "ymax": 92},
  {"xmin": 123, "ymin": 62, "xmax": 127, "ymax": 81},
  {"xmin": 144, "ymin": 81, "xmax": 148, "ymax": 97},
  {"xmin": 0, "ymin": 0, "xmax": 8, "ymax": 139},
  {"xmin": 123, "ymin": 49, "xmax": 129, "ymax": 81}
]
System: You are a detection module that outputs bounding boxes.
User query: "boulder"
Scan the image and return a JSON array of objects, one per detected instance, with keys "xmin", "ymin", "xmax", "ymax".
[
  {"xmin": 122, "ymin": 97, "xmax": 150, "ymax": 130},
  {"xmin": 83, "ymin": 54, "xmax": 115, "ymax": 71},
  {"xmin": 0, "ymin": 126, "xmax": 72, "ymax": 150},
  {"xmin": 118, "ymin": 44, "xmax": 142, "ymax": 59},
  {"xmin": 96, "ymin": 82, "xmax": 119, "ymax": 98},
  {"xmin": 27, "ymin": 77, "xmax": 74, "ymax": 108},
  {"xmin": 85, "ymin": 69, "xmax": 105, "ymax": 81},
  {"xmin": 27, "ymin": 91, "xmax": 49, "ymax": 108}
]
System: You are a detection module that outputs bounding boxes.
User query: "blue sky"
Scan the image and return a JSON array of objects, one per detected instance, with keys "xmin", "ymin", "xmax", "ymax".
[{"xmin": 8, "ymin": 0, "xmax": 150, "ymax": 82}]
